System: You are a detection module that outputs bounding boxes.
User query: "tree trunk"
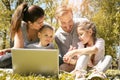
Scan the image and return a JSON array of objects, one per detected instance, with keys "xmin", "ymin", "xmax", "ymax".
[
  {"xmin": 2, "ymin": 29, "xmax": 6, "ymax": 49},
  {"xmin": 1, "ymin": 0, "xmax": 11, "ymax": 10}
]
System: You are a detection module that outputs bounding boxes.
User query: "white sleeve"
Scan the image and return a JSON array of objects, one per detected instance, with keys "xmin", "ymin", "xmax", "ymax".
[
  {"xmin": 94, "ymin": 38, "xmax": 105, "ymax": 52},
  {"xmin": 94, "ymin": 38, "xmax": 105, "ymax": 64}
]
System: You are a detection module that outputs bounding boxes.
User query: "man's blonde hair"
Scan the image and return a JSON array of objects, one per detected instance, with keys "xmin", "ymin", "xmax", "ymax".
[{"xmin": 55, "ymin": 5, "xmax": 72, "ymax": 20}]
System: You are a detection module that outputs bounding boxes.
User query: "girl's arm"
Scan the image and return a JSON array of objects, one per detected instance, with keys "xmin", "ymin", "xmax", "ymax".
[
  {"xmin": 63, "ymin": 46, "xmax": 98, "ymax": 64},
  {"xmin": 74, "ymin": 46, "xmax": 98, "ymax": 55},
  {"xmin": 63, "ymin": 38, "xmax": 105, "ymax": 64},
  {"xmin": 13, "ymin": 29, "xmax": 24, "ymax": 48}
]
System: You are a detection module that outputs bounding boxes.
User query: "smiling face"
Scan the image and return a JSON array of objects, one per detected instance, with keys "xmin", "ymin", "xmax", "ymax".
[
  {"xmin": 58, "ymin": 12, "xmax": 74, "ymax": 33},
  {"xmin": 38, "ymin": 27, "xmax": 54, "ymax": 47},
  {"xmin": 77, "ymin": 22, "xmax": 97, "ymax": 46},
  {"xmin": 77, "ymin": 27, "xmax": 91, "ymax": 44}
]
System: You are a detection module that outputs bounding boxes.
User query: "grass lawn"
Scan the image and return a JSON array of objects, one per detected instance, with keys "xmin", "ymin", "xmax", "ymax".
[{"xmin": 0, "ymin": 69, "xmax": 120, "ymax": 80}]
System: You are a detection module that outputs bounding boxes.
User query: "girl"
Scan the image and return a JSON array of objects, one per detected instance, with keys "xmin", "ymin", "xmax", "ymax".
[
  {"xmin": 63, "ymin": 21, "xmax": 112, "ymax": 79},
  {"xmin": 27, "ymin": 24, "xmax": 55, "ymax": 49},
  {"xmin": 0, "ymin": 2, "xmax": 45, "ymax": 68}
]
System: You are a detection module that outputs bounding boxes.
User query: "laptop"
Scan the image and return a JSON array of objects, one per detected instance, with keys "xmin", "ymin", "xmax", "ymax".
[{"xmin": 11, "ymin": 48, "xmax": 59, "ymax": 77}]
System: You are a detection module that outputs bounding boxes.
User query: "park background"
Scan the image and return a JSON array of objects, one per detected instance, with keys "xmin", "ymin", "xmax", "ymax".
[{"xmin": 0, "ymin": 0, "xmax": 120, "ymax": 79}]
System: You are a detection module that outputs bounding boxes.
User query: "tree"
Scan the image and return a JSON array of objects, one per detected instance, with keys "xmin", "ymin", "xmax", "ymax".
[
  {"xmin": 62, "ymin": 0, "xmax": 94, "ymax": 18},
  {"xmin": 92, "ymin": 0, "xmax": 120, "ymax": 57},
  {"xmin": 0, "ymin": 1, "xmax": 11, "ymax": 49}
]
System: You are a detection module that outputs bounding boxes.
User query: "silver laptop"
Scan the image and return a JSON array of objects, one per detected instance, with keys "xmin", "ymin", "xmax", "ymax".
[{"xmin": 11, "ymin": 48, "xmax": 59, "ymax": 77}]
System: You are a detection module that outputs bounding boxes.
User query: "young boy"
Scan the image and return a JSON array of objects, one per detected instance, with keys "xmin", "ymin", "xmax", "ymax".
[{"xmin": 27, "ymin": 24, "xmax": 55, "ymax": 49}]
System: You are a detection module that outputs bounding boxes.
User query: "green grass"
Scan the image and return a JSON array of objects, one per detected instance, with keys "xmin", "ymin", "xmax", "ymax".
[{"xmin": 0, "ymin": 69, "xmax": 120, "ymax": 80}]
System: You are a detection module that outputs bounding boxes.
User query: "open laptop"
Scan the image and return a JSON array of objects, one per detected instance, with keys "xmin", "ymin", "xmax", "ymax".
[{"xmin": 11, "ymin": 48, "xmax": 59, "ymax": 77}]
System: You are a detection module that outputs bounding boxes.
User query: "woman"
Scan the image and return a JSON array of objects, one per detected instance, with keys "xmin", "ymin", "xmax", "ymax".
[{"xmin": 0, "ymin": 2, "xmax": 45, "ymax": 68}]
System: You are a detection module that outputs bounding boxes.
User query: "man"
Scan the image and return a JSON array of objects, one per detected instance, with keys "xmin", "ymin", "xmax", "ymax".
[{"xmin": 55, "ymin": 5, "xmax": 88, "ymax": 72}]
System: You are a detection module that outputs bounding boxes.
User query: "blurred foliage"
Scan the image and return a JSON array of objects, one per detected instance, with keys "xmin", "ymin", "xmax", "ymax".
[
  {"xmin": 91, "ymin": 0, "xmax": 120, "ymax": 58},
  {"xmin": 0, "ymin": 69, "xmax": 120, "ymax": 80},
  {"xmin": 63, "ymin": 0, "xmax": 94, "ymax": 18},
  {"xmin": 0, "ymin": 1, "xmax": 12, "ymax": 49}
]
